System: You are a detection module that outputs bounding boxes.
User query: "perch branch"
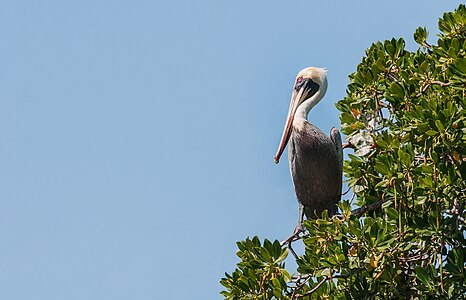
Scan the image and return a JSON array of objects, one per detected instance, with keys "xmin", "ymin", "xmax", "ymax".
[{"xmin": 351, "ymin": 199, "xmax": 386, "ymax": 217}]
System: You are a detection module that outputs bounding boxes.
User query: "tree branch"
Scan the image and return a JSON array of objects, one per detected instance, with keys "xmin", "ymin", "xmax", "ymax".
[
  {"xmin": 342, "ymin": 141, "xmax": 356, "ymax": 149},
  {"xmin": 416, "ymin": 80, "xmax": 450, "ymax": 97},
  {"xmin": 290, "ymin": 275, "xmax": 311, "ymax": 299},
  {"xmin": 351, "ymin": 199, "xmax": 386, "ymax": 217},
  {"xmin": 422, "ymin": 41, "xmax": 432, "ymax": 49},
  {"xmin": 293, "ymin": 276, "xmax": 329, "ymax": 298}
]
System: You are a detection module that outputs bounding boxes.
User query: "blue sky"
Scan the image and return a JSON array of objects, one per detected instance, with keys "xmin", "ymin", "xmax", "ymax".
[{"xmin": 1, "ymin": 1, "xmax": 463, "ymax": 299}]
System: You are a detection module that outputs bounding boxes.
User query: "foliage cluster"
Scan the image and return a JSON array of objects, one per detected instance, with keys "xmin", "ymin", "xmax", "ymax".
[{"xmin": 221, "ymin": 5, "xmax": 466, "ymax": 299}]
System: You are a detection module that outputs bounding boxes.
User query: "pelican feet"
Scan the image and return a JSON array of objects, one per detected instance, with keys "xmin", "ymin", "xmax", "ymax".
[
  {"xmin": 281, "ymin": 222, "xmax": 305, "ymax": 246},
  {"xmin": 281, "ymin": 223, "xmax": 306, "ymax": 260},
  {"xmin": 280, "ymin": 204, "xmax": 308, "ymax": 259},
  {"xmin": 294, "ymin": 221, "xmax": 306, "ymax": 235}
]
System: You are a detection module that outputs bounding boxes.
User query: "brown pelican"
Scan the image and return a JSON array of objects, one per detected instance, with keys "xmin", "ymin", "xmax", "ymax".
[{"xmin": 274, "ymin": 67, "xmax": 342, "ymax": 226}]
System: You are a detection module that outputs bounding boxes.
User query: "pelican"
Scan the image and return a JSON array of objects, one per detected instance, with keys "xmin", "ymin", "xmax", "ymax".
[{"xmin": 274, "ymin": 67, "xmax": 342, "ymax": 226}]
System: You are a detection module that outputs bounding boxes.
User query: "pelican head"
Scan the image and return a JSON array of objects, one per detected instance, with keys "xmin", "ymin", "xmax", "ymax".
[{"xmin": 274, "ymin": 67, "xmax": 328, "ymax": 164}]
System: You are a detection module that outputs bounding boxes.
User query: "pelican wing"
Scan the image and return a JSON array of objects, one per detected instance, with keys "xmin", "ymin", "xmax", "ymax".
[
  {"xmin": 330, "ymin": 127, "xmax": 343, "ymax": 198},
  {"xmin": 330, "ymin": 127, "xmax": 343, "ymax": 167}
]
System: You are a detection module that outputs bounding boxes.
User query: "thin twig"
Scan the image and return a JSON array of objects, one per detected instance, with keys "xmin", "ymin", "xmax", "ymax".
[
  {"xmin": 342, "ymin": 186, "xmax": 352, "ymax": 196},
  {"xmin": 398, "ymin": 253, "xmax": 431, "ymax": 262},
  {"xmin": 287, "ymin": 241, "xmax": 299, "ymax": 260}
]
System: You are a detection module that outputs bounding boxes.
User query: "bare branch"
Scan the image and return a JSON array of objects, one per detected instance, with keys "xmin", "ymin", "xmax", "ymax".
[
  {"xmin": 351, "ymin": 199, "xmax": 386, "ymax": 217},
  {"xmin": 430, "ymin": 80, "xmax": 450, "ymax": 87},
  {"xmin": 290, "ymin": 275, "xmax": 311, "ymax": 299},
  {"xmin": 293, "ymin": 276, "xmax": 329, "ymax": 298},
  {"xmin": 422, "ymin": 41, "xmax": 432, "ymax": 49},
  {"xmin": 342, "ymin": 186, "xmax": 352, "ymax": 196},
  {"xmin": 342, "ymin": 141, "xmax": 356, "ymax": 149},
  {"xmin": 416, "ymin": 80, "xmax": 450, "ymax": 97}
]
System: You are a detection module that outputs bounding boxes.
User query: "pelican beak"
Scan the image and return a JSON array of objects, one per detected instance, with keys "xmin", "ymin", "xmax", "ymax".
[{"xmin": 274, "ymin": 85, "xmax": 306, "ymax": 164}]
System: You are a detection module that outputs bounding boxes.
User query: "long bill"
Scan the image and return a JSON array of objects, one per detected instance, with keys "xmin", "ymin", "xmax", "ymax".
[{"xmin": 274, "ymin": 87, "xmax": 305, "ymax": 164}]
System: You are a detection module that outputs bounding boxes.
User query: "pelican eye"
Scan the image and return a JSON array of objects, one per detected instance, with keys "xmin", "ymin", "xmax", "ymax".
[{"xmin": 295, "ymin": 76, "xmax": 306, "ymax": 90}]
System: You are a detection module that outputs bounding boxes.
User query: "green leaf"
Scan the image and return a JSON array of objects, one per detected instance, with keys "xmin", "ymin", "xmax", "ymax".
[
  {"xmin": 280, "ymin": 269, "xmax": 292, "ymax": 282},
  {"xmin": 419, "ymin": 61, "xmax": 429, "ymax": 74},
  {"xmin": 435, "ymin": 119, "xmax": 444, "ymax": 131},
  {"xmin": 450, "ymin": 58, "xmax": 466, "ymax": 75},
  {"xmin": 414, "ymin": 266, "xmax": 431, "ymax": 287},
  {"xmin": 272, "ymin": 278, "xmax": 281, "ymax": 288},
  {"xmin": 374, "ymin": 160, "xmax": 390, "ymax": 175},
  {"xmin": 272, "ymin": 240, "xmax": 282, "ymax": 258},
  {"xmin": 260, "ymin": 247, "xmax": 271, "ymax": 262},
  {"xmin": 389, "ymin": 82, "xmax": 404, "ymax": 98},
  {"xmin": 414, "ymin": 26, "xmax": 428, "ymax": 44},
  {"xmin": 276, "ymin": 248, "xmax": 288, "ymax": 263},
  {"xmin": 451, "ymin": 38, "xmax": 460, "ymax": 51},
  {"xmin": 385, "ymin": 41, "xmax": 396, "ymax": 56},
  {"xmin": 381, "ymin": 200, "xmax": 393, "ymax": 209},
  {"xmin": 316, "ymin": 218, "xmax": 332, "ymax": 226},
  {"xmin": 385, "ymin": 207, "xmax": 398, "ymax": 219}
]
